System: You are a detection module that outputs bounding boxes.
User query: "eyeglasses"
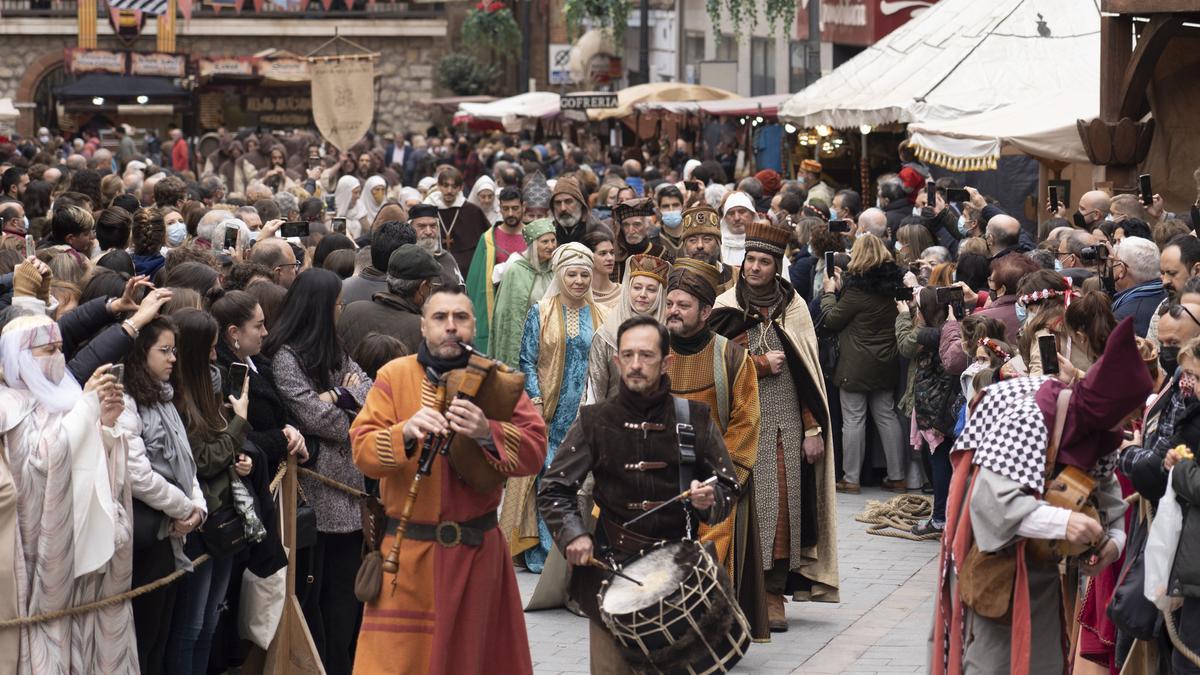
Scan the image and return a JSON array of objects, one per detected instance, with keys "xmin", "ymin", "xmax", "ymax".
[
  {"xmin": 275, "ymin": 261, "xmax": 303, "ymax": 272},
  {"xmin": 155, "ymin": 346, "xmax": 178, "ymax": 356},
  {"xmin": 1168, "ymin": 303, "xmax": 1200, "ymax": 328}
]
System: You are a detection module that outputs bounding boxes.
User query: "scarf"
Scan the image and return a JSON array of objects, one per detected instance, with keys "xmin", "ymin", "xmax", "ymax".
[
  {"xmin": 741, "ymin": 275, "xmax": 783, "ymax": 313},
  {"xmin": 139, "ymin": 382, "xmax": 199, "ymax": 570},
  {"xmin": 670, "ymin": 327, "xmax": 713, "ymax": 356},
  {"xmin": 615, "ymin": 373, "xmax": 673, "ymax": 418},
  {"xmin": 417, "ymin": 339, "xmax": 471, "ymax": 376},
  {"xmin": 721, "ymin": 231, "xmax": 746, "ymax": 267}
]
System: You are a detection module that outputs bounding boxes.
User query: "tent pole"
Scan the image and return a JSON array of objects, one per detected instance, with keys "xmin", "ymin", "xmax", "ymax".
[{"xmin": 860, "ymin": 128, "xmax": 870, "ymax": 204}]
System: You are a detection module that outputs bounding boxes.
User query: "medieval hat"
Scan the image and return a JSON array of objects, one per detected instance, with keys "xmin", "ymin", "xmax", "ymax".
[
  {"xmin": 551, "ymin": 176, "xmax": 586, "ymax": 210},
  {"xmin": 722, "ymin": 191, "xmax": 755, "ymax": 218},
  {"xmin": 407, "ymin": 204, "xmax": 439, "ymax": 221},
  {"xmin": 627, "ymin": 254, "xmax": 671, "ymax": 286},
  {"xmin": 522, "ymin": 172, "xmax": 552, "ymax": 210},
  {"xmin": 744, "ymin": 219, "xmax": 793, "ymax": 260},
  {"xmin": 680, "ymin": 204, "xmax": 721, "ymax": 240},
  {"xmin": 668, "ymin": 257, "xmax": 721, "ymax": 307},
  {"xmin": 522, "ymin": 217, "xmax": 556, "ymax": 245},
  {"xmin": 613, "ymin": 197, "xmax": 657, "ymax": 224}
]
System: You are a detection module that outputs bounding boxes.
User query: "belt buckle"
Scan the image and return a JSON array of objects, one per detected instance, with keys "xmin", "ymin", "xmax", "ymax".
[{"xmin": 435, "ymin": 521, "xmax": 463, "ymax": 547}]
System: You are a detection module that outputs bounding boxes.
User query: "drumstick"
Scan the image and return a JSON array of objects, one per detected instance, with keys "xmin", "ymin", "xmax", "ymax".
[
  {"xmin": 623, "ymin": 476, "xmax": 719, "ymax": 528},
  {"xmin": 589, "ymin": 557, "xmax": 644, "ymax": 587}
]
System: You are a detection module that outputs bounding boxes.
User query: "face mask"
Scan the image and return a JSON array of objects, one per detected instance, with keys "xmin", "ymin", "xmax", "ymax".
[
  {"xmin": 1014, "ymin": 303, "xmax": 1028, "ymax": 325},
  {"xmin": 22, "ymin": 216, "xmax": 30, "ymax": 231},
  {"xmin": 912, "ymin": 206, "xmax": 922, "ymax": 217},
  {"xmin": 957, "ymin": 214, "xmax": 970, "ymax": 236},
  {"xmin": 894, "ymin": 241, "xmax": 904, "ymax": 253},
  {"xmin": 1161, "ymin": 346, "xmax": 1181, "ymax": 378},
  {"xmin": 661, "ymin": 211, "xmax": 683, "ymax": 228},
  {"xmin": 166, "ymin": 222, "xmax": 187, "ymax": 246},
  {"xmin": 1054, "ymin": 258, "xmax": 1064, "ymax": 272},
  {"xmin": 1105, "ymin": 214, "xmax": 1115, "ymax": 223},
  {"xmin": 37, "ymin": 353, "xmax": 66, "ymax": 385},
  {"xmin": 1072, "ymin": 211, "xmax": 1089, "ymax": 229},
  {"xmin": 248, "ymin": 230, "xmax": 260, "ymax": 243},
  {"xmin": 1180, "ymin": 371, "xmax": 1196, "ymax": 400},
  {"xmin": 38, "ymin": 134, "xmax": 50, "ymax": 144}
]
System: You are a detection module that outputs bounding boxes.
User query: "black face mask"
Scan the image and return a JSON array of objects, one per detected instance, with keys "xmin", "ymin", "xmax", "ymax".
[
  {"xmin": 1160, "ymin": 345, "xmax": 1180, "ymax": 377},
  {"xmin": 1072, "ymin": 211, "xmax": 1089, "ymax": 230}
]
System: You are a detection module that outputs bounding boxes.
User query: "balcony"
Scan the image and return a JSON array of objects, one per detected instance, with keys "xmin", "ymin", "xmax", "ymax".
[{"xmin": 0, "ymin": 0, "xmax": 444, "ymax": 19}]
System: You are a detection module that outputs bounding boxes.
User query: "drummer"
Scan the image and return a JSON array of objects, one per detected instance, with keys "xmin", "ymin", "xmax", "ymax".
[{"xmin": 537, "ymin": 315, "xmax": 740, "ymax": 674}]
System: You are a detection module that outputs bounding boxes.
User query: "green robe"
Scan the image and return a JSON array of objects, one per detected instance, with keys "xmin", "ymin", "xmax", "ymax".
[
  {"xmin": 490, "ymin": 252, "xmax": 553, "ymax": 368},
  {"xmin": 466, "ymin": 228, "xmax": 498, "ymax": 354}
]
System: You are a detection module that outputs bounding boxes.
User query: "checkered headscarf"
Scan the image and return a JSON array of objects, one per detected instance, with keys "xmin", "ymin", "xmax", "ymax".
[{"xmin": 955, "ymin": 376, "xmax": 1054, "ymax": 492}]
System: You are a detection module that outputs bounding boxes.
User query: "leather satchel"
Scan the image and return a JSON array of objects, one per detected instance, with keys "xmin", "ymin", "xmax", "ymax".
[
  {"xmin": 442, "ymin": 358, "xmax": 526, "ymax": 493},
  {"xmin": 354, "ymin": 489, "xmax": 388, "ymax": 603},
  {"xmin": 958, "ymin": 542, "xmax": 1016, "ymax": 620}
]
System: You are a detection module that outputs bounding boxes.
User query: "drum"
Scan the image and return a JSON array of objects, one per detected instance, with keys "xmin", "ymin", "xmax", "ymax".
[{"xmin": 598, "ymin": 540, "xmax": 752, "ymax": 674}]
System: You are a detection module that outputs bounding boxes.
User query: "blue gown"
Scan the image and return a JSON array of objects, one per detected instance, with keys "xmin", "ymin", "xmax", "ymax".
[{"xmin": 518, "ymin": 302, "xmax": 596, "ymax": 572}]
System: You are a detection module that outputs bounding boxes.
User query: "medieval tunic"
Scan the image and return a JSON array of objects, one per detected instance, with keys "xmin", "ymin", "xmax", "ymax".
[
  {"xmin": 4, "ymin": 390, "xmax": 139, "ymax": 675},
  {"xmin": 667, "ymin": 332, "xmax": 769, "ymax": 640},
  {"xmin": 490, "ymin": 252, "xmax": 553, "ymax": 369},
  {"xmin": 436, "ymin": 201, "xmax": 490, "ymax": 280},
  {"xmin": 350, "ymin": 355, "xmax": 547, "ymax": 675},
  {"xmin": 711, "ymin": 281, "xmax": 840, "ymax": 601},
  {"xmin": 465, "ymin": 226, "xmax": 525, "ymax": 355}
]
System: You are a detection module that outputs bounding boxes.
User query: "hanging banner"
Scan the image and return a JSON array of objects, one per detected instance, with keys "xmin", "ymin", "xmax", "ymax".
[
  {"xmin": 196, "ymin": 56, "xmax": 256, "ymax": 78},
  {"xmin": 65, "ymin": 48, "xmax": 127, "ymax": 75},
  {"xmin": 130, "ymin": 52, "xmax": 187, "ymax": 77},
  {"xmin": 256, "ymin": 56, "xmax": 309, "ymax": 83},
  {"xmin": 309, "ymin": 57, "xmax": 374, "ymax": 151}
]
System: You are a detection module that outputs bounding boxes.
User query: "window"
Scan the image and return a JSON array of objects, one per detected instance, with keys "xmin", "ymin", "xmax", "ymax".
[
  {"xmin": 789, "ymin": 40, "xmax": 809, "ymax": 92},
  {"xmin": 751, "ymin": 37, "xmax": 776, "ymax": 96},
  {"xmin": 684, "ymin": 33, "xmax": 706, "ymax": 83},
  {"xmin": 716, "ymin": 34, "xmax": 737, "ymax": 62}
]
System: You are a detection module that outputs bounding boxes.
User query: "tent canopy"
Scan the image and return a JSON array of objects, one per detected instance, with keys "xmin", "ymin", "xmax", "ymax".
[
  {"xmin": 778, "ymin": 0, "xmax": 1101, "ymax": 129},
  {"xmin": 589, "ymin": 83, "xmax": 738, "ymax": 120},
  {"xmin": 454, "ymin": 92, "xmax": 560, "ymax": 132}
]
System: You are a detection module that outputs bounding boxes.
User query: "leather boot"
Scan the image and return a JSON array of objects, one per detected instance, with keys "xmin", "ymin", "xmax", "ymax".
[{"xmin": 767, "ymin": 593, "xmax": 788, "ymax": 632}]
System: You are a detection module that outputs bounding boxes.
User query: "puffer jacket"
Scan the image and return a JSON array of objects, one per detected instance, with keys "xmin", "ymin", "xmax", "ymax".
[{"xmin": 818, "ymin": 261, "xmax": 904, "ymax": 393}]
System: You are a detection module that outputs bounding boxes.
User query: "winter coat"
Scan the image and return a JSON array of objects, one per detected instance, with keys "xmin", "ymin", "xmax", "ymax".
[
  {"xmin": 818, "ymin": 262, "xmax": 904, "ymax": 393},
  {"xmin": 788, "ymin": 246, "xmax": 817, "ymax": 305}
]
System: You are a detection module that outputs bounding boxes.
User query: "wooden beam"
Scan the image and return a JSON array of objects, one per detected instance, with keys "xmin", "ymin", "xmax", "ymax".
[
  {"xmin": 1099, "ymin": 14, "xmax": 1132, "ymax": 122},
  {"xmin": 1103, "ymin": 0, "xmax": 1200, "ymax": 13},
  {"xmin": 1118, "ymin": 14, "xmax": 1185, "ymax": 120}
]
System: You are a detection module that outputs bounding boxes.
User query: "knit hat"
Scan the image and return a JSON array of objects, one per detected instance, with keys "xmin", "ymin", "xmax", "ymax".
[
  {"xmin": 522, "ymin": 217, "xmax": 555, "ymax": 245},
  {"xmin": 744, "ymin": 219, "xmax": 793, "ymax": 259},
  {"xmin": 523, "ymin": 172, "xmax": 552, "ymax": 210},
  {"xmin": 680, "ymin": 204, "xmax": 721, "ymax": 240},
  {"xmin": 551, "ymin": 176, "xmax": 587, "ymax": 211},
  {"xmin": 613, "ymin": 197, "xmax": 656, "ymax": 223},
  {"xmin": 668, "ymin": 257, "xmax": 721, "ymax": 307},
  {"xmin": 754, "ymin": 169, "xmax": 781, "ymax": 197},
  {"xmin": 386, "ymin": 244, "xmax": 443, "ymax": 281},
  {"xmin": 627, "ymin": 254, "xmax": 670, "ymax": 285},
  {"xmin": 722, "ymin": 191, "xmax": 756, "ymax": 217}
]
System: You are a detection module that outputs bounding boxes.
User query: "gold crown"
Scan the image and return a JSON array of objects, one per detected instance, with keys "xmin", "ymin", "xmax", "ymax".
[
  {"xmin": 627, "ymin": 254, "xmax": 671, "ymax": 284},
  {"xmin": 680, "ymin": 205, "xmax": 721, "ymax": 239}
]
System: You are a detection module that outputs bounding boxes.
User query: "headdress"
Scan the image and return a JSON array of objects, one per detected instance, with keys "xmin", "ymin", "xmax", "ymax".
[
  {"xmin": 668, "ymin": 257, "xmax": 722, "ymax": 307},
  {"xmin": 613, "ymin": 197, "xmax": 656, "ymax": 223},
  {"xmin": 522, "ymin": 217, "xmax": 556, "ymax": 245},
  {"xmin": 680, "ymin": 204, "xmax": 721, "ymax": 240},
  {"xmin": 744, "ymin": 219, "xmax": 793, "ymax": 259},
  {"xmin": 627, "ymin": 254, "xmax": 670, "ymax": 286}
]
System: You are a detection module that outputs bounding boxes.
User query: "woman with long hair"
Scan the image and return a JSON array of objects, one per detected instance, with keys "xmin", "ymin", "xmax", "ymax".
[
  {"xmin": 894, "ymin": 222, "xmax": 935, "ymax": 268},
  {"xmin": 586, "ymin": 253, "xmax": 670, "ymax": 401},
  {"xmin": 582, "ymin": 228, "xmax": 620, "ymax": 310},
  {"xmin": 166, "ymin": 308, "xmax": 251, "ymax": 675},
  {"xmin": 501, "ymin": 242, "xmax": 606, "ymax": 573},
  {"xmin": 818, "ymin": 233, "xmax": 907, "ymax": 494},
  {"xmin": 119, "ymin": 316, "xmax": 205, "ymax": 674},
  {"xmin": 263, "ymin": 268, "xmax": 371, "ymax": 675}
]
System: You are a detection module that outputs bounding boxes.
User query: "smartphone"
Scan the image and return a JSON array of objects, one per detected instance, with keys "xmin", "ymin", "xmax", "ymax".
[
  {"xmin": 947, "ymin": 286, "xmax": 964, "ymax": 317},
  {"xmin": 281, "ymin": 221, "xmax": 310, "ymax": 239},
  {"xmin": 1038, "ymin": 334, "xmax": 1059, "ymax": 375},
  {"xmin": 685, "ymin": 181, "xmax": 702, "ymax": 192},
  {"xmin": 894, "ymin": 286, "xmax": 914, "ymax": 302},
  {"xmin": 223, "ymin": 224, "xmax": 239, "ymax": 250},
  {"xmin": 925, "ymin": 180, "xmax": 937, "ymax": 207},
  {"xmin": 331, "ymin": 217, "xmax": 347, "ymax": 234},
  {"xmin": 945, "ymin": 187, "xmax": 969, "ymax": 203},
  {"xmin": 324, "ymin": 195, "xmax": 336, "ymax": 211},
  {"xmin": 935, "ymin": 286, "xmax": 953, "ymax": 306},
  {"xmin": 1139, "ymin": 173, "xmax": 1153, "ymax": 206},
  {"xmin": 1048, "ymin": 185, "xmax": 1059, "ymax": 213},
  {"xmin": 109, "ymin": 363, "xmax": 124, "ymax": 383},
  {"xmin": 828, "ymin": 219, "xmax": 852, "ymax": 233},
  {"xmin": 824, "ymin": 251, "xmax": 836, "ymax": 271},
  {"xmin": 228, "ymin": 362, "xmax": 250, "ymax": 399},
  {"xmin": 24, "ymin": 234, "xmax": 35, "ymax": 258}
]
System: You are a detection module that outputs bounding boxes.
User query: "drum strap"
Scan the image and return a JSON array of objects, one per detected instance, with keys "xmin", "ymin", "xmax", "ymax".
[{"xmin": 673, "ymin": 396, "xmax": 697, "ymax": 495}]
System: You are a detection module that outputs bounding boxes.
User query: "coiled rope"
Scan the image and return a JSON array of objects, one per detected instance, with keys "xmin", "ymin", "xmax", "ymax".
[{"xmin": 854, "ymin": 494, "xmax": 941, "ymax": 541}]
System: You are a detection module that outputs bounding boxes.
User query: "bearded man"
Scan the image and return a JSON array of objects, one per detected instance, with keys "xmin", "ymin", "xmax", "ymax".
[
  {"xmin": 408, "ymin": 203, "xmax": 464, "ymax": 288},
  {"xmin": 425, "ymin": 166, "xmax": 490, "ymax": 278},
  {"xmin": 612, "ymin": 197, "xmax": 668, "ymax": 281},
  {"xmin": 665, "ymin": 257, "xmax": 768, "ymax": 639},
  {"xmin": 466, "ymin": 186, "xmax": 527, "ymax": 353},
  {"xmin": 709, "ymin": 219, "xmax": 840, "ymax": 631},
  {"xmin": 679, "ymin": 204, "xmax": 739, "ymax": 292},
  {"xmin": 550, "ymin": 176, "xmax": 602, "ymax": 245}
]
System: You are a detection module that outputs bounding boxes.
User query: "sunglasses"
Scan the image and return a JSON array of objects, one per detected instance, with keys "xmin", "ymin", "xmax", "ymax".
[{"xmin": 1168, "ymin": 303, "xmax": 1200, "ymax": 328}]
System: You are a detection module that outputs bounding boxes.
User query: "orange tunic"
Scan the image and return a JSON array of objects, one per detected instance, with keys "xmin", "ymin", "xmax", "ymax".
[{"xmin": 350, "ymin": 355, "xmax": 547, "ymax": 675}]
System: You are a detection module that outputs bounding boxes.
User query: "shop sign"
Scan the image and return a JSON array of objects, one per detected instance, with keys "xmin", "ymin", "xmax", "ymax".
[
  {"xmin": 561, "ymin": 92, "xmax": 617, "ymax": 110},
  {"xmin": 549, "ymin": 44, "xmax": 573, "ymax": 85},
  {"xmin": 244, "ymin": 89, "xmax": 313, "ymax": 127},
  {"xmin": 130, "ymin": 52, "xmax": 187, "ymax": 77},
  {"xmin": 65, "ymin": 48, "xmax": 127, "ymax": 75},
  {"xmin": 197, "ymin": 56, "xmax": 256, "ymax": 78},
  {"xmin": 795, "ymin": 0, "xmax": 940, "ymax": 46},
  {"xmin": 257, "ymin": 57, "xmax": 309, "ymax": 82}
]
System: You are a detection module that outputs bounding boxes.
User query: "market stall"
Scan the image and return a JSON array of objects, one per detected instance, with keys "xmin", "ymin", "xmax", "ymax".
[{"xmin": 453, "ymin": 91, "xmax": 560, "ymax": 132}]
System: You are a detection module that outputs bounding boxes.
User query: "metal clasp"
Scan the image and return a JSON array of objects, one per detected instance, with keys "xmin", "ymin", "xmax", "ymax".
[{"xmin": 435, "ymin": 521, "xmax": 463, "ymax": 547}]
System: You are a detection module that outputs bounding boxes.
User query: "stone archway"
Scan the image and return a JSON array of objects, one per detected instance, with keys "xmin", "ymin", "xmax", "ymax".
[{"xmin": 15, "ymin": 52, "xmax": 66, "ymax": 137}]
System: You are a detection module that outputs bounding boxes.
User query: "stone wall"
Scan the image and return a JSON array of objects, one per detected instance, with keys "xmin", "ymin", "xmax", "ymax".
[{"xmin": 0, "ymin": 32, "xmax": 442, "ymax": 136}]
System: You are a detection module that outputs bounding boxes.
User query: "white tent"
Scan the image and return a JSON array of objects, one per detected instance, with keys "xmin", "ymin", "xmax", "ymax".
[
  {"xmin": 453, "ymin": 92, "xmax": 561, "ymax": 132},
  {"xmin": 778, "ymin": 0, "xmax": 1101, "ymax": 133}
]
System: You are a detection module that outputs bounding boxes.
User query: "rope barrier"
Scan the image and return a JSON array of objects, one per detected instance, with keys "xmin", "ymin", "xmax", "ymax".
[
  {"xmin": 0, "ymin": 554, "xmax": 211, "ymax": 628},
  {"xmin": 1164, "ymin": 606, "xmax": 1200, "ymax": 668},
  {"xmin": 854, "ymin": 494, "xmax": 941, "ymax": 542}
]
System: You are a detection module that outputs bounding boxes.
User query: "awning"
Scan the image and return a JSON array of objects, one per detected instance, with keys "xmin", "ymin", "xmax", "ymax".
[
  {"xmin": 454, "ymin": 92, "xmax": 560, "ymax": 132},
  {"xmin": 589, "ymin": 82, "xmax": 738, "ymax": 120},
  {"xmin": 907, "ymin": 98, "xmax": 1095, "ymax": 171},
  {"xmin": 0, "ymin": 98, "xmax": 18, "ymax": 122},
  {"xmin": 420, "ymin": 95, "xmax": 498, "ymax": 114},
  {"xmin": 779, "ymin": 0, "xmax": 1101, "ymax": 129},
  {"xmin": 55, "ymin": 74, "xmax": 190, "ymax": 100},
  {"xmin": 697, "ymin": 94, "xmax": 792, "ymax": 118}
]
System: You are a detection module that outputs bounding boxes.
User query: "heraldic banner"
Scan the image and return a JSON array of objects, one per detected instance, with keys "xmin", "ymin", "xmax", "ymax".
[{"xmin": 310, "ymin": 57, "xmax": 374, "ymax": 152}]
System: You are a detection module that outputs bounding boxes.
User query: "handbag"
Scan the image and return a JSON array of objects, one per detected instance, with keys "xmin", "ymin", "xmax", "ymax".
[
  {"xmin": 238, "ymin": 567, "xmax": 286, "ymax": 649},
  {"xmin": 199, "ymin": 503, "xmax": 248, "ymax": 558},
  {"xmin": 1144, "ymin": 466, "xmax": 1184, "ymax": 610},
  {"xmin": 1109, "ymin": 500, "xmax": 1163, "ymax": 640},
  {"xmin": 354, "ymin": 493, "xmax": 387, "ymax": 603},
  {"xmin": 131, "ymin": 498, "xmax": 165, "ymax": 551},
  {"xmin": 958, "ymin": 543, "xmax": 1016, "ymax": 620}
]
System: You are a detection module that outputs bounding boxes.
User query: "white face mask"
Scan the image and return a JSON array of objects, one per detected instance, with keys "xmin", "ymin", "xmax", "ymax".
[
  {"xmin": 912, "ymin": 206, "xmax": 922, "ymax": 217},
  {"xmin": 894, "ymin": 240, "xmax": 904, "ymax": 253}
]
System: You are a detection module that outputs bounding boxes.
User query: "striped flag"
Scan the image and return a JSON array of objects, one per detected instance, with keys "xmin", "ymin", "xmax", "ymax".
[{"xmin": 109, "ymin": 0, "xmax": 169, "ymax": 16}]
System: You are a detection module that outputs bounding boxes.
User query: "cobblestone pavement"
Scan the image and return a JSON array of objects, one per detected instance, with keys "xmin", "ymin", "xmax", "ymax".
[{"xmin": 518, "ymin": 488, "xmax": 941, "ymax": 675}]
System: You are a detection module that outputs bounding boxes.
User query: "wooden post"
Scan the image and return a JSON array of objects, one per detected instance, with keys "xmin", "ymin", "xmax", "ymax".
[
  {"xmin": 157, "ymin": 0, "xmax": 177, "ymax": 53},
  {"xmin": 77, "ymin": 0, "xmax": 97, "ymax": 49}
]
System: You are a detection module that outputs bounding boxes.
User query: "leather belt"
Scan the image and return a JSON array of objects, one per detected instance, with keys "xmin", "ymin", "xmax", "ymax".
[
  {"xmin": 626, "ymin": 500, "xmax": 665, "ymax": 511},
  {"xmin": 385, "ymin": 512, "xmax": 497, "ymax": 548},
  {"xmin": 601, "ymin": 518, "xmax": 664, "ymax": 555},
  {"xmin": 624, "ymin": 461, "xmax": 668, "ymax": 472}
]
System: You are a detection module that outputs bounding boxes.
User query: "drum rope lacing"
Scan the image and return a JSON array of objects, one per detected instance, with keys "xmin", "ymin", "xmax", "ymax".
[{"xmin": 854, "ymin": 494, "xmax": 941, "ymax": 542}]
